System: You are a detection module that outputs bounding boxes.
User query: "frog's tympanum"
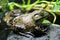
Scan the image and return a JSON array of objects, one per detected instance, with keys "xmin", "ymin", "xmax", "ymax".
[{"xmin": 3, "ymin": 8, "xmax": 49, "ymax": 37}]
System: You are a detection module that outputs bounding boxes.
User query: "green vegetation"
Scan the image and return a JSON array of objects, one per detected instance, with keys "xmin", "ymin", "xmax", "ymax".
[{"xmin": 0, "ymin": 0, "xmax": 60, "ymax": 24}]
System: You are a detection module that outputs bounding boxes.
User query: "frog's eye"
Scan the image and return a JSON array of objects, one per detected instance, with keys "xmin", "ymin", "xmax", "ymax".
[
  {"xmin": 33, "ymin": 14, "xmax": 41, "ymax": 20},
  {"xmin": 34, "ymin": 14, "xmax": 39, "ymax": 18}
]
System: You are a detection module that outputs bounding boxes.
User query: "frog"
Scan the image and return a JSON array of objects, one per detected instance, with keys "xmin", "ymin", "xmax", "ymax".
[{"xmin": 3, "ymin": 8, "xmax": 49, "ymax": 37}]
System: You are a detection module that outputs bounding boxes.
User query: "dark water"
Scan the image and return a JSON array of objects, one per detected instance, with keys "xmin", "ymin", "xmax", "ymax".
[{"xmin": 9, "ymin": 0, "xmax": 36, "ymax": 4}]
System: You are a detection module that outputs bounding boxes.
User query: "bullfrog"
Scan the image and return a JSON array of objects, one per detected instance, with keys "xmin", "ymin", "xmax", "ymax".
[{"xmin": 3, "ymin": 8, "xmax": 49, "ymax": 37}]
